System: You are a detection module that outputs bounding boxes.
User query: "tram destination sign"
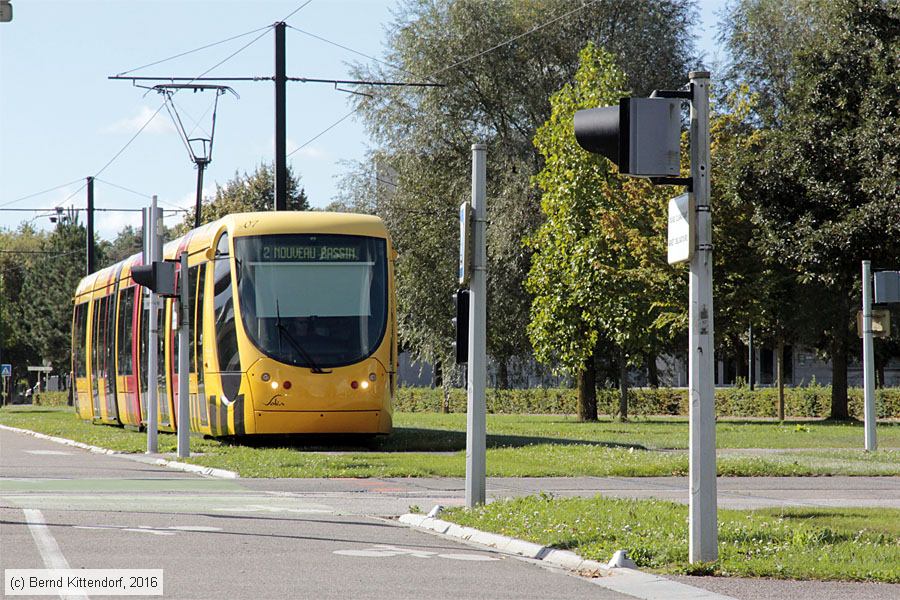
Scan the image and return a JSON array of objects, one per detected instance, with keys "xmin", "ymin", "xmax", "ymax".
[{"xmin": 261, "ymin": 243, "xmax": 360, "ymax": 262}]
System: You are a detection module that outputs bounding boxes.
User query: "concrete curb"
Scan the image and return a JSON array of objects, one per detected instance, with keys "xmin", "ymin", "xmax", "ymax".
[
  {"xmin": 0, "ymin": 423, "xmax": 239, "ymax": 479},
  {"xmin": 399, "ymin": 510, "xmax": 738, "ymax": 600}
]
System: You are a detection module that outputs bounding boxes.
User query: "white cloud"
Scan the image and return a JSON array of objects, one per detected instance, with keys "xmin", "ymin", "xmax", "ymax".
[
  {"xmin": 95, "ymin": 209, "xmax": 142, "ymax": 241},
  {"xmin": 105, "ymin": 105, "xmax": 176, "ymax": 135}
]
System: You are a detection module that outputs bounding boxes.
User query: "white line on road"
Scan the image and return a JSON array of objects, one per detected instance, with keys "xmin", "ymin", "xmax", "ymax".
[{"xmin": 23, "ymin": 508, "xmax": 90, "ymax": 600}]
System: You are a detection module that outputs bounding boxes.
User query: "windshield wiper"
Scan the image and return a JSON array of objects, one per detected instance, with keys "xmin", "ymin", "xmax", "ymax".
[{"xmin": 275, "ymin": 300, "xmax": 330, "ymax": 374}]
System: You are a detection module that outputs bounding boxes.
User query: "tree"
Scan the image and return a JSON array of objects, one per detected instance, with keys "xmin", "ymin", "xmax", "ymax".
[
  {"xmin": 0, "ymin": 225, "xmax": 46, "ymax": 399},
  {"xmin": 346, "ymin": 0, "xmax": 697, "ymax": 384},
  {"xmin": 527, "ymin": 44, "xmax": 680, "ymax": 420},
  {"xmin": 20, "ymin": 221, "xmax": 87, "ymax": 382},
  {"xmin": 735, "ymin": 0, "xmax": 900, "ymax": 418},
  {"xmin": 176, "ymin": 163, "xmax": 309, "ymax": 234}
]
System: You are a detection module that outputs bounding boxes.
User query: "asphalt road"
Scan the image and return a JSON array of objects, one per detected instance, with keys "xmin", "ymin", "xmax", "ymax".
[
  {"xmin": 0, "ymin": 428, "xmax": 633, "ymax": 600},
  {"xmin": 3, "ymin": 426, "xmax": 899, "ymax": 600}
]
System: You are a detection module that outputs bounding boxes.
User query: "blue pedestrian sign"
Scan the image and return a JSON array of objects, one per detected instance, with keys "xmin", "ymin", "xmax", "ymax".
[{"xmin": 1, "ymin": 364, "xmax": 11, "ymax": 378}]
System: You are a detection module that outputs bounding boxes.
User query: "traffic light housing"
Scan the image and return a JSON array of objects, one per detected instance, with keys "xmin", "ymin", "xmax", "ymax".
[
  {"xmin": 574, "ymin": 97, "xmax": 682, "ymax": 177},
  {"xmin": 451, "ymin": 288, "xmax": 470, "ymax": 364},
  {"xmin": 131, "ymin": 261, "xmax": 177, "ymax": 296}
]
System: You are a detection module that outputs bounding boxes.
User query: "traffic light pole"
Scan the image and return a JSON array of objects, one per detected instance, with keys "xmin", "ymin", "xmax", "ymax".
[
  {"xmin": 177, "ymin": 251, "xmax": 191, "ymax": 458},
  {"xmin": 861, "ymin": 260, "xmax": 877, "ymax": 451},
  {"xmin": 687, "ymin": 71, "xmax": 717, "ymax": 563},
  {"xmin": 145, "ymin": 196, "xmax": 161, "ymax": 454},
  {"xmin": 465, "ymin": 143, "xmax": 487, "ymax": 508}
]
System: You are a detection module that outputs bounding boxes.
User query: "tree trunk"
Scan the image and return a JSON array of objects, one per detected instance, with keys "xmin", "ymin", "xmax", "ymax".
[
  {"xmin": 433, "ymin": 362, "xmax": 442, "ymax": 389},
  {"xmin": 876, "ymin": 364, "xmax": 885, "ymax": 389},
  {"xmin": 577, "ymin": 355, "xmax": 598, "ymax": 422},
  {"xmin": 441, "ymin": 378, "xmax": 451, "ymax": 414},
  {"xmin": 646, "ymin": 352, "xmax": 659, "ymax": 389},
  {"xmin": 830, "ymin": 335, "xmax": 850, "ymax": 420},
  {"xmin": 618, "ymin": 348, "xmax": 628, "ymax": 421},
  {"xmin": 497, "ymin": 358, "xmax": 510, "ymax": 390},
  {"xmin": 776, "ymin": 338, "xmax": 785, "ymax": 421}
]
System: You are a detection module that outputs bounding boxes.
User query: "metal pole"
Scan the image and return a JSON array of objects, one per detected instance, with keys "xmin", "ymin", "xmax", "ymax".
[
  {"xmin": 86, "ymin": 177, "xmax": 95, "ymax": 275},
  {"xmin": 146, "ymin": 196, "xmax": 159, "ymax": 454},
  {"xmin": 862, "ymin": 260, "xmax": 877, "ymax": 451},
  {"xmin": 748, "ymin": 324, "xmax": 755, "ymax": 390},
  {"xmin": 177, "ymin": 251, "xmax": 190, "ymax": 458},
  {"xmin": 688, "ymin": 71, "xmax": 717, "ymax": 563},
  {"xmin": 465, "ymin": 143, "xmax": 487, "ymax": 507},
  {"xmin": 194, "ymin": 161, "xmax": 206, "ymax": 229},
  {"xmin": 274, "ymin": 21, "xmax": 287, "ymax": 211}
]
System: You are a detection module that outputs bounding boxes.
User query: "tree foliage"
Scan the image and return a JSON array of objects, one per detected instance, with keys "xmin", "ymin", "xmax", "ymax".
[
  {"xmin": 346, "ymin": 0, "xmax": 697, "ymax": 380},
  {"xmin": 527, "ymin": 44, "xmax": 680, "ymax": 419},
  {"xmin": 176, "ymin": 163, "xmax": 309, "ymax": 234},
  {"xmin": 731, "ymin": 0, "xmax": 900, "ymax": 417}
]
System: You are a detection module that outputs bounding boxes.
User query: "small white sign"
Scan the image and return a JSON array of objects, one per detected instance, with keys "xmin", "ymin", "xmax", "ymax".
[{"xmin": 667, "ymin": 193, "xmax": 694, "ymax": 264}]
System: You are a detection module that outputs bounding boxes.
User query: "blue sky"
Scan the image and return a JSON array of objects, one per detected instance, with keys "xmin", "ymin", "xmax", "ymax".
[{"xmin": 0, "ymin": 0, "xmax": 728, "ymax": 240}]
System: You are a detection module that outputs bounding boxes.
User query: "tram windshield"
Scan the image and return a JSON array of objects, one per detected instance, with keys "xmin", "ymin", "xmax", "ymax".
[{"xmin": 235, "ymin": 234, "xmax": 388, "ymax": 369}]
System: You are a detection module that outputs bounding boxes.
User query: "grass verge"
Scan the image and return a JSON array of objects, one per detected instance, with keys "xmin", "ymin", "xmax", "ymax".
[
  {"xmin": 442, "ymin": 495, "xmax": 900, "ymax": 582},
  {"xmin": 1, "ymin": 406, "xmax": 898, "ymax": 477}
]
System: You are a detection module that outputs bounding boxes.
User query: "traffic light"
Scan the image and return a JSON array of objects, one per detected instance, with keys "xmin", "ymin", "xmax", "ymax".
[
  {"xmin": 451, "ymin": 289, "xmax": 470, "ymax": 364},
  {"xmin": 574, "ymin": 97, "xmax": 682, "ymax": 177},
  {"xmin": 131, "ymin": 261, "xmax": 177, "ymax": 296}
]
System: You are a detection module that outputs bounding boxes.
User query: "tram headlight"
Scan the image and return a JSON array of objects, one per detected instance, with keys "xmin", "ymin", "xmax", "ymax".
[
  {"xmin": 360, "ymin": 380, "xmax": 370, "ymax": 390},
  {"xmin": 270, "ymin": 381, "xmax": 279, "ymax": 390}
]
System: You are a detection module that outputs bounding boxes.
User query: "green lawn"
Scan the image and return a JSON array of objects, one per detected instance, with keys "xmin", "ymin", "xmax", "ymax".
[
  {"xmin": 1, "ymin": 406, "xmax": 898, "ymax": 478},
  {"xmin": 442, "ymin": 495, "xmax": 900, "ymax": 582}
]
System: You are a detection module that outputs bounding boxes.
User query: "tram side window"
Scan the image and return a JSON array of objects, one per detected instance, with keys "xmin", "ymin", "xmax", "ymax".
[
  {"xmin": 105, "ymin": 293, "xmax": 116, "ymax": 381},
  {"xmin": 93, "ymin": 296, "xmax": 106, "ymax": 378},
  {"xmin": 213, "ymin": 234, "xmax": 240, "ymax": 372},
  {"xmin": 117, "ymin": 287, "xmax": 135, "ymax": 375},
  {"xmin": 73, "ymin": 303, "xmax": 88, "ymax": 378}
]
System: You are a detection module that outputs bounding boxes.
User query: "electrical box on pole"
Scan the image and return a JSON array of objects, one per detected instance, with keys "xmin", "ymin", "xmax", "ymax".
[
  {"xmin": 459, "ymin": 201, "xmax": 474, "ymax": 286},
  {"xmin": 574, "ymin": 97, "xmax": 682, "ymax": 177},
  {"xmin": 874, "ymin": 271, "xmax": 900, "ymax": 304},
  {"xmin": 131, "ymin": 261, "xmax": 178, "ymax": 297},
  {"xmin": 573, "ymin": 73, "xmax": 716, "ymax": 563}
]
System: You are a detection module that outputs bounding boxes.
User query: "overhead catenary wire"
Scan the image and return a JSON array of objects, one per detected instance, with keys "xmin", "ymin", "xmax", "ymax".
[
  {"xmin": 285, "ymin": 0, "xmax": 601, "ymax": 165},
  {"xmin": 115, "ymin": 24, "xmax": 274, "ymax": 77},
  {"xmin": 0, "ymin": 178, "xmax": 85, "ymax": 209},
  {"xmin": 95, "ymin": 26, "xmax": 273, "ymax": 181},
  {"xmin": 281, "ymin": 0, "xmax": 315, "ymax": 23},
  {"xmin": 94, "ymin": 178, "xmax": 153, "ymax": 200},
  {"xmin": 285, "ymin": 25, "xmax": 421, "ymax": 81}
]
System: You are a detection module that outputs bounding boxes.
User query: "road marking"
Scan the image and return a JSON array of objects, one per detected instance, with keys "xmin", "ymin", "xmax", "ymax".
[
  {"xmin": 23, "ymin": 508, "xmax": 89, "ymax": 600},
  {"xmin": 210, "ymin": 504, "xmax": 332, "ymax": 514},
  {"xmin": 25, "ymin": 450, "xmax": 73, "ymax": 456},
  {"xmin": 72, "ymin": 524, "xmax": 223, "ymax": 536},
  {"xmin": 334, "ymin": 544, "xmax": 498, "ymax": 561}
]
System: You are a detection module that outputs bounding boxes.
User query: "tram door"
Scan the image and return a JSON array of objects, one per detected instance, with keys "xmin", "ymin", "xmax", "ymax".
[
  {"xmin": 158, "ymin": 300, "xmax": 172, "ymax": 429},
  {"xmin": 72, "ymin": 302, "xmax": 91, "ymax": 420},
  {"xmin": 115, "ymin": 286, "xmax": 139, "ymax": 427},
  {"xmin": 90, "ymin": 296, "xmax": 104, "ymax": 421},
  {"xmin": 188, "ymin": 264, "xmax": 209, "ymax": 432},
  {"xmin": 206, "ymin": 233, "xmax": 245, "ymax": 436}
]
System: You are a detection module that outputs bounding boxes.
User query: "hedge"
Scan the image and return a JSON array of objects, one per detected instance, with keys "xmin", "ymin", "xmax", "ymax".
[
  {"xmin": 32, "ymin": 391, "xmax": 70, "ymax": 407},
  {"xmin": 394, "ymin": 385, "xmax": 900, "ymax": 419}
]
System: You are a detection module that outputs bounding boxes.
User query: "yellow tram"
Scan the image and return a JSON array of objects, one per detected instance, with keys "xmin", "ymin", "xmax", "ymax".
[{"xmin": 71, "ymin": 212, "xmax": 396, "ymax": 436}]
